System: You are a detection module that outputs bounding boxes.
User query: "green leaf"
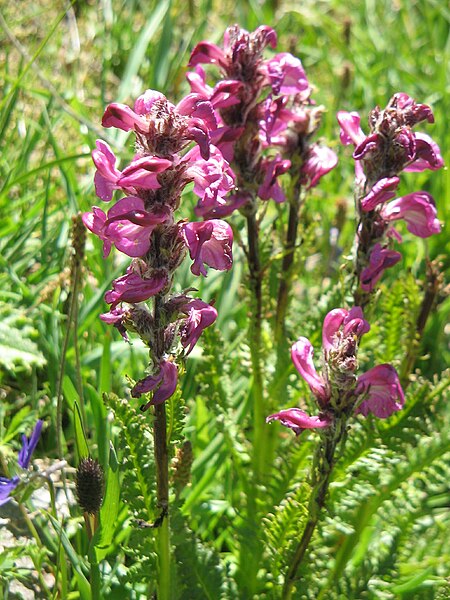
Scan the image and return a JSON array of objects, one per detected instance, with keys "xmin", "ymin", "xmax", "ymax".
[
  {"xmin": 91, "ymin": 441, "xmax": 120, "ymax": 562},
  {"xmin": 73, "ymin": 401, "xmax": 89, "ymax": 461}
]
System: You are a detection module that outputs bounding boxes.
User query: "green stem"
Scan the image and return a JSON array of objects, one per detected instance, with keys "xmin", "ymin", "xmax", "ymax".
[
  {"xmin": 154, "ymin": 402, "xmax": 170, "ymax": 600},
  {"xmin": 246, "ymin": 211, "xmax": 265, "ymax": 482},
  {"xmin": 274, "ymin": 179, "xmax": 303, "ymax": 345},
  {"xmin": 282, "ymin": 418, "xmax": 347, "ymax": 599},
  {"xmin": 90, "ymin": 560, "xmax": 101, "ymax": 600}
]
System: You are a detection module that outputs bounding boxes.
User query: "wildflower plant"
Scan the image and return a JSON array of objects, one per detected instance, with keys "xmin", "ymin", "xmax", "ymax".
[
  {"xmin": 4, "ymin": 7, "xmax": 447, "ymax": 600},
  {"xmin": 79, "ymin": 22, "xmax": 445, "ymax": 600}
]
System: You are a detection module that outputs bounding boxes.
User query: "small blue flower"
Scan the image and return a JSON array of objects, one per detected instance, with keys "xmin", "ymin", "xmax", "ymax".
[{"xmin": 0, "ymin": 420, "xmax": 43, "ymax": 506}]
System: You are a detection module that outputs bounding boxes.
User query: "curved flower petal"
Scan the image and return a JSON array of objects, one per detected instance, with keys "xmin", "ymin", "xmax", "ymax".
[
  {"xmin": 300, "ymin": 144, "xmax": 338, "ymax": 189},
  {"xmin": 132, "ymin": 360, "xmax": 178, "ymax": 405},
  {"xmin": 105, "ymin": 268, "xmax": 167, "ymax": 308},
  {"xmin": 266, "ymin": 52, "xmax": 309, "ymax": 95},
  {"xmin": 381, "ymin": 191, "xmax": 441, "ymax": 238},
  {"xmin": 336, "ymin": 111, "xmax": 365, "ymax": 146},
  {"xmin": 360, "ymin": 243, "xmax": 402, "ymax": 292},
  {"xmin": 356, "ymin": 364, "xmax": 405, "ymax": 418},
  {"xmin": 360, "ymin": 177, "xmax": 400, "ymax": 212},
  {"xmin": 291, "ymin": 338, "xmax": 329, "ymax": 403},
  {"xmin": 180, "ymin": 299, "xmax": 218, "ymax": 355},
  {"xmin": 266, "ymin": 408, "xmax": 331, "ymax": 436}
]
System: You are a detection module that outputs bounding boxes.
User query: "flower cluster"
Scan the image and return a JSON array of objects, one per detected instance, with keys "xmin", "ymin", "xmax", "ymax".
[
  {"xmin": 187, "ymin": 25, "xmax": 337, "ymax": 217},
  {"xmin": 0, "ymin": 420, "xmax": 43, "ymax": 505},
  {"xmin": 84, "ymin": 90, "xmax": 235, "ymax": 406},
  {"xmin": 337, "ymin": 94, "xmax": 443, "ymax": 293},
  {"xmin": 267, "ymin": 308, "xmax": 404, "ymax": 435}
]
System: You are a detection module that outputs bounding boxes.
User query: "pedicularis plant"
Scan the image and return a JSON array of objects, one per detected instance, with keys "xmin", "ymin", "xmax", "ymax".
[
  {"xmin": 5, "ymin": 21, "xmax": 446, "ymax": 600},
  {"xmin": 80, "ymin": 23, "xmax": 444, "ymax": 600}
]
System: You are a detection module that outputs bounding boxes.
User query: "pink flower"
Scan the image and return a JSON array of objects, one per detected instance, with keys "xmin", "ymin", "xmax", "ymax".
[
  {"xmin": 105, "ymin": 267, "xmax": 167, "ymax": 308},
  {"xmin": 404, "ymin": 132, "xmax": 444, "ymax": 172},
  {"xmin": 100, "ymin": 307, "xmax": 129, "ymax": 341},
  {"xmin": 186, "ymin": 66, "xmax": 243, "ymax": 110},
  {"xmin": 266, "ymin": 408, "xmax": 331, "ymax": 435},
  {"xmin": 131, "ymin": 360, "xmax": 178, "ymax": 405},
  {"xmin": 258, "ymin": 154, "xmax": 291, "ymax": 203},
  {"xmin": 300, "ymin": 144, "xmax": 338, "ymax": 189},
  {"xmin": 336, "ymin": 111, "xmax": 365, "ymax": 146},
  {"xmin": 360, "ymin": 243, "xmax": 402, "ymax": 292},
  {"xmin": 381, "ymin": 191, "xmax": 441, "ymax": 238},
  {"xmin": 179, "ymin": 299, "xmax": 218, "ymax": 355},
  {"xmin": 356, "ymin": 364, "xmax": 405, "ymax": 418},
  {"xmin": 188, "ymin": 41, "xmax": 228, "ymax": 69},
  {"xmin": 360, "ymin": 177, "xmax": 400, "ymax": 212},
  {"xmin": 102, "ymin": 102, "xmax": 150, "ymax": 133},
  {"xmin": 82, "ymin": 197, "xmax": 168, "ymax": 258},
  {"xmin": 291, "ymin": 338, "xmax": 329, "ymax": 404},
  {"xmin": 117, "ymin": 156, "xmax": 172, "ymax": 189},
  {"xmin": 265, "ymin": 52, "xmax": 310, "ymax": 96},
  {"xmin": 322, "ymin": 307, "xmax": 369, "ymax": 352},
  {"xmin": 92, "ymin": 140, "xmax": 122, "ymax": 202},
  {"xmin": 185, "ymin": 146, "xmax": 236, "ymax": 216},
  {"xmin": 196, "ymin": 192, "xmax": 250, "ymax": 219},
  {"xmin": 183, "ymin": 220, "xmax": 233, "ymax": 276}
]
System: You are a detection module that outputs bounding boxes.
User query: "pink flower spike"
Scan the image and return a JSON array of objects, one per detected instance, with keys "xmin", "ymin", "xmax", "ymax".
[
  {"xmin": 291, "ymin": 338, "xmax": 329, "ymax": 403},
  {"xmin": 183, "ymin": 220, "xmax": 233, "ymax": 277},
  {"xmin": 300, "ymin": 145, "xmax": 338, "ymax": 189},
  {"xmin": 258, "ymin": 155, "xmax": 291, "ymax": 203},
  {"xmin": 102, "ymin": 102, "xmax": 149, "ymax": 133},
  {"xmin": 180, "ymin": 299, "xmax": 218, "ymax": 355},
  {"xmin": 266, "ymin": 408, "xmax": 331, "ymax": 436},
  {"xmin": 356, "ymin": 364, "xmax": 405, "ymax": 418},
  {"xmin": 105, "ymin": 268, "xmax": 167, "ymax": 308},
  {"xmin": 118, "ymin": 156, "xmax": 172, "ymax": 190},
  {"xmin": 92, "ymin": 140, "xmax": 122, "ymax": 202},
  {"xmin": 336, "ymin": 111, "xmax": 365, "ymax": 146},
  {"xmin": 360, "ymin": 243, "xmax": 402, "ymax": 292},
  {"xmin": 266, "ymin": 52, "xmax": 310, "ymax": 95},
  {"xmin": 132, "ymin": 360, "xmax": 178, "ymax": 405},
  {"xmin": 381, "ymin": 191, "xmax": 441, "ymax": 238},
  {"xmin": 360, "ymin": 177, "xmax": 400, "ymax": 212}
]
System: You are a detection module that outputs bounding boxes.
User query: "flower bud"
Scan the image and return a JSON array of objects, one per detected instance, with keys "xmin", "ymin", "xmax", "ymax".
[{"xmin": 75, "ymin": 458, "xmax": 104, "ymax": 515}]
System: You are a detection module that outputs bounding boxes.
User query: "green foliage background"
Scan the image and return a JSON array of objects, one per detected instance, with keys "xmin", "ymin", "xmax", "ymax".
[{"xmin": 0, "ymin": 0, "xmax": 449, "ymax": 598}]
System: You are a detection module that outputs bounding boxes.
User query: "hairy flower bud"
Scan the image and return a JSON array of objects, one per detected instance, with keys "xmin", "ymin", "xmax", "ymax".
[{"xmin": 75, "ymin": 458, "xmax": 104, "ymax": 515}]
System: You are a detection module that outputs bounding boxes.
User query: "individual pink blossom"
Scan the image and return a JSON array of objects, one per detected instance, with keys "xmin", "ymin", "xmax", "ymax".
[
  {"xmin": 360, "ymin": 177, "xmax": 400, "ymax": 212},
  {"xmin": 185, "ymin": 146, "xmax": 236, "ymax": 216},
  {"xmin": 209, "ymin": 126, "xmax": 244, "ymax": 162},
  {"xmin": 404, "ymin": 132, "xmax": 444, "ymax": 172},
  {"xmin": 300, "ymin": 144, "xmax": 338, "ymax": 189},
  {"xmin": 356, "ymin": 364, "xmax": 405, "ymax": 418},
  {"xmin": 266, "ymin": 408, "xmax": 331, "ymax": 435},
  {"xmin": 117, "ymin": 156, "xmax": 172, "ymax": 189},
  {"xmin": 360, "ymin": 243, "xmax": 402, "ymax": 292},
  {"xmin": 100, "ymin": 307, "xmax": 129, "ymax": 341},
  {"xmin": 381, "ymin": 191, "xmax": 441, "ymax": 238},
  {"xmin": 291, "ymin": 338, "xmax": 329, "ymax": 404},
  {"xmin": 265, "ymin": 52, "xmax": 310, "ymax": 95},
  {"xmin": 186, "ymin": 66, "xmax": 243, "ymax": 109},
  {"xmin": 102, "ymin": 102, "xmax": 150, "ymax": 133},
  {"xmin": 183, "ymin": 220, "xmax": 233, "ymax": 276},
  {"xmin": 196, "ymin": 191, "xmax": 250, "ymax": 219},
  {"xmin": 336, "ymin": 111, "xmax": 365, "ymax": 146},
  {"xmin": 131, "ymin": 360, "xmax": 178, "ymax": 404},
  {"xmin": 82, "ymin": 197, "xmax": 168, "ymax": 258},
  {"xmin": 179, "ymin": 299, "xmax": 218, "ymax": 355},
  {"xmin": 105, "ymin": 267, "xmax": 167, "ymax": 308},
  {"xmin": 322, "ymin": 307, "xmax": 370, "ymax": 352},
  {"xmin": 258, "ymin": 154, "xmax": 291, "ymax": 203},
  {"xmin": 92, "ymin": 140, "xmax": 122, "ymax": 202}
]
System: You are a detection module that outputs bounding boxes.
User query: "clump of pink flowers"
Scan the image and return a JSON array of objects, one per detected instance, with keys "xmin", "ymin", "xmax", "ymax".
[
  {"xmin": 84, "ymin": 90, "xmax": 235, "ymax": 406},
  {"xmin": 267, "ymin": 307, "xmax": 405, "ymax": 434},
  {"xmin": 187, "ymin": 25, "xmax": 338, "ymax": 217},
  {"xmin": 337, "ymin": 94, "xmax": 443, "ymax": 296}
]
